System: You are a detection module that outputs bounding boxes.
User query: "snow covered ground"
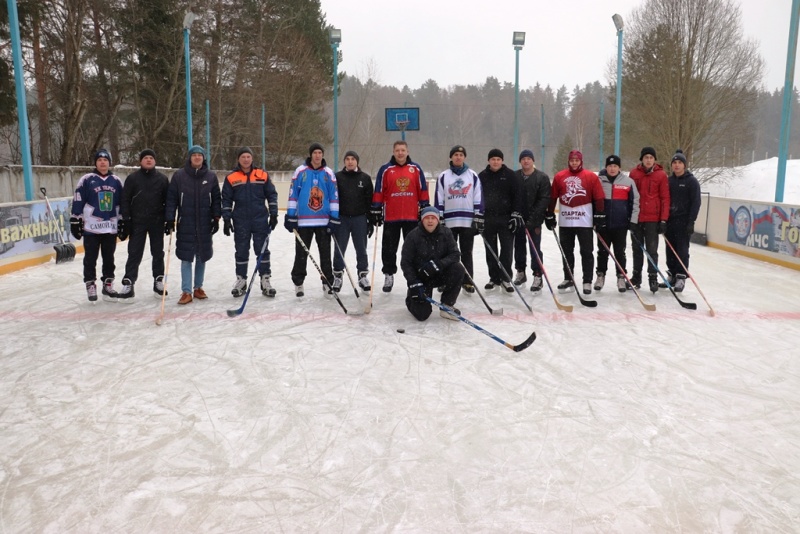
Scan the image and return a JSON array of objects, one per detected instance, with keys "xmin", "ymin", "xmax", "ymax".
[
  {"xmin": 701, "ymin": 157, "xmax": 800, "ymax": 204},
  {"xmin": 1, "ymin": 222, "xmax": 798, "ymax": 532}
]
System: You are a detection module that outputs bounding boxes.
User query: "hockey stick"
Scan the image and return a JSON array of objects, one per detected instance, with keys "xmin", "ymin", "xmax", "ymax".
[
  {"xmin": 595, "ymin": 231, "xmax": 656, "ymax": 311},
  {"xmin": 631, "ymin": 233, "xmax": 697, "ymax": 310},
  {"xmin": 226, "ymin": 234, "xmax": 270, "ymax": 318},
  {"xmin": 155, "ymin": 218, "xmax": 175, "ymax": 326},
  {"xmin": 39, "ymin": 187, "xmax": 76, "ymax": 263},
  {"xmin": 461, "ymin": 261, "xmax": 503, "ymax": 315},
  {"xmin": 425, "ymin": 296, "xmax": 535, "ymax": 352},
  {"xmin": 525, "ymin": 228, "xmax": 573, "ymax": 312},
  {"xmin": 293, "ymin": 229, "xmax": 362, "ymax": 316},
  {"xmin": 664, "ymin": 237, "xmax": 715, "ymax": 316},
  {"xmin": 481, "ymin": 234, "xmax": 533, "ymax": 312},
  {"xmin": 332, "ymin": 234, "xmax": 370, "ymax": 314},
  {"xmin": 549, "ymin": 228, "xmax": 598, "ymax": 307},
  {"xmin": 369, "ymin": 224, "xmax": 380, "ymax": 311}
]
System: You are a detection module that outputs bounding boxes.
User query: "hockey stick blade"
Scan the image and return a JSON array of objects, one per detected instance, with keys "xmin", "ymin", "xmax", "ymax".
[
  {"xmin": 426, "ymin": 296, "xmax": 535, "ymax": 352},
  {"xmin": 632, "ymin": 233, "xmax": 697, "ymax": 311},
  {"xmin": 594, "ymin": 231, "xmax": 655, "ymax": 312}
]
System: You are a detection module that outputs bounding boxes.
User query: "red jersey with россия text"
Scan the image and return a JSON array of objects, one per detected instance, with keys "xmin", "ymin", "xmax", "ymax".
[{"xmin": 372, "ymin": 158, "xmax": 429, "ymax": 223}]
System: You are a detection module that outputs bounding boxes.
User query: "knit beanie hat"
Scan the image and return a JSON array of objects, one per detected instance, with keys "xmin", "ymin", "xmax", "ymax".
[
  {"xmin": 640, "ymin": 146, "xmax": 657, "ymax": 160},
  {"xmin": 487, "ymin": 148, "xmax": 504, "ymax": 160},
  {"xmin": 188, "ymin": 145, "xmax": 205, "ymax": 157},
  {"xmin": 450, "ymin": 145, "xmax": 466, "ymax": 158},
  {"xmin": 139, "ymin": 148, "xmax": 156, "ymax": 161},
  {"xmin": 344, "ymin": 150, "xmax": 359, "ymax": 163},
  {"xmin": 605, "ymin": 154, "xmax": 621, "ymax": 167},
  {"xmin": 309, "ymin": 142, "xmax": 325, "ymax": 156},
  {"xmin": 94, "ymin": 148, "xmax": 112, "ymax": 165},
  {"xmin": 237, "ymin": 146, "xmax": 253, "ymax": 158},
  {"xmin": 420, "ymin": 206, "xmax": 440, "ymax": 220},
  {"xmin": 519, "ymin": 149, "xmax": 535, "ymax": 162},
  {"xmin": 671, "ymin": 149, "xmax": 687, "ymax": 165}
]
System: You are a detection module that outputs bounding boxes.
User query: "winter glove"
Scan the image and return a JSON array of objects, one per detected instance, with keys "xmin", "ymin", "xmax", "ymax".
[
  {"xmin": 507, "ymin": 211, "xmax": 524, "ymax": 233},
  {"xmin": 408, "ymin": 282, "xmax": 426, "ymax": 301},
  {"xmin": 210, "ymin": 217, "xmax": 220, "ymax": 235},
  {"xmin": 593, "ymin": 212, "xmax": 607, "ymax": 230},
  {"xmin": 657, "ymin": 221, "xmax": 668, "ymax": 234},
  {"xmin": 117, "ymin": 218, "xmax": 129, "ymax": 241},
  {"xmin": 418, "ymin": 259, "xmax": 441, "ymax": 283},
  {"xmin": 367, "ymin": 222, "xmax": 375, "ymax": 238},
  {"xmin": 69, "ymin": 216, "xmax": 83, "ymax": 240},
  {"xmin": 223, "ymin": 218, "xmax": 233, "ymax": 236},
  {"xmin": 544, "ymin": 212, "xmax": 557, "ymax": 231},
  {"xmin": 164, "ymin": 220, "xmax": 175, "ymax": 235},
  {"xmin": 269, "ymin": 213, "xmax": 279, "ymax": 232},
  {"xmin": 284, "ymin": 213, "xmax": 298, "ymax": 232},
  {"xmin": 369, "ymin": 206, "xmax": 383, "ymax": 227},
  {"xmin": 686, "ymin": 221, "xmax": 695, "ymax": 235},
  {"xmin": 628, "ymin": 221, "xmax": 640, "ymax": 233},
  {"xmin": 472, "ymin": 213, "xmax": 485, "ymax": 235},
  {"xmin": 327, "ymin": 216, "xmax": 341, "ymax": 235}
]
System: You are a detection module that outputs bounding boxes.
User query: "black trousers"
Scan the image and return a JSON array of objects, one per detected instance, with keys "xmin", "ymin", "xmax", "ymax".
[
  {"xmin": 483, "ymin": 220, "xmax": 514, "ymax": 283},
  {"xmin": 123, "ymin": 220, "xmax": 165, "ymax": 282},
  {"xmin": 558, "ymin": 226, "xmax": 594, "ymax": 283},
  {"xmin": 450, "ymin": 226, "xmax": 475, "ymax": 283},
  {"xmin": 631, "ymin": 222, "xmax": 660, "ymax": 276},
  {"xmin": 291, "ymin": 226, "xmax": 332, "ymax": 286},
  {"xmin": 381, "ymin": 221, "xmax": 417, "ymax": 275},
  {"xmin": 405, "ymin": 262, "xmax": 465, "ymax": 321},
  {"xmin": 596, "ymin": 227, "xmax": 628, "ymax": 275},
  {"xmin": 83, "ymin": 233, "xmax": 117, "ymax": 283},
  {"xmin": 665, "ymin": 219, "xmax": 690, "ymax": 276},
  {"xmin": 516, "ymin": 225, "xmax": 544, "ymax": 275}
]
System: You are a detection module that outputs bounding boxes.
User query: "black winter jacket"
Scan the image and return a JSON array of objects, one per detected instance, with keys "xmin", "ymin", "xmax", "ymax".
[
  {"xmin": 668, "ymin": 170, "xmax": 701, "ymax": 223},
  {"xmin": 520, "ymin": 168, "xmax": 551, "ymax": 228},
  {"xmin": 221, "ymin": 166, "xmax": 277, "ymax": 230},
  {"xmin": 478, "ymin": 164, "xmax": 522, "ymax": 224},
  {"xmin": 335, "ymin": 168, "xmax": 374, "ymax": 217},
  {"xmin": 121, "ymin": 167, "xmax": 169, "ymax": 224},
  {"xmin": 400, "ymin": 221, "xmax": 461, "ymax": 287},
  {"xmin": 165, "ymin": 160, "xmax": 222, "ymax": 263}
]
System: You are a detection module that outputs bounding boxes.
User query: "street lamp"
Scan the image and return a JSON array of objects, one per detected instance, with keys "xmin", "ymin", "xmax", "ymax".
[
  {"xmin": 612, "ymin": 13, "xmax": 624, "ymax": 155},
  {"xmin": 512, "ymin": 31, "xmax": 526, "ymax": 169},
  {"xmin": 183, "ymin": 11, "xmax": 197, "ymax": 151},
  {"xmin": 330, "ymin": 28, "xmax": 342, "ymax": 167}
]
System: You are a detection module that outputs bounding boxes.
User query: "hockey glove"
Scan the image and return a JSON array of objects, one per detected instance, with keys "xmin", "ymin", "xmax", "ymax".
[
  {"xmin": 686, "ymin": 221, "xmax": 695, "ymax": 235},
  {"xmin": 327, "ymin": 216, "xmax": 341, "ymax": 235},
  {"xmin": 628, "ymin": 221, "xmax": 640, "ymax": 233},
  {"xmin": 210, "ymin": 217, "xmax": 220, "ymax": 235},
  {"xmin": 408, "ymin": 282, "xmax": 426, "ymax": 301},
  {"xmin": 284, "ymin": 214, "xmax": 298, "ymax": 232},
  {"xmin": 70, "ymin": 216, "xmax": 83, "ymax": 240},
  {"xmin": 544, "ymin": 212, "xmax": 557, "ymax": 231},
  {"xmin": 472, "ymin": 213, "xmax": 486, "ymax": 235},
  {"xmin": 117, "ymin": 218, "xmax": 129, "ymax": 241},
  {"xmin": 367, "ymin": 222, "xmax": 375, "ymax": 239},
  {"xmin": 418, "ymin": 259, "xmax": 441, "ymax": 283},
  {"xmin": 657, "ymin": 221, "xmax": 668, "ymax": 234},
  {"xmin": 223, "ymin": 218, "xmax": 233, "ymax": 236},
  {"xmin": 507, "ymin": 211, "xmax": 524, "ymax": 233},
  {"xmin": 269, "ymin": 213, "xmax": 279, "ymax": 232},
  {"xmin": 593, "ymin": 212, "xmax": 607, "ymax": 230},
  {"xmin": 369, "ymin": 206, "xmax": 383, "ymax": 227},
  {"xmin": 164, "ymin": 220, "xmax": 175, "ymax": 235}
]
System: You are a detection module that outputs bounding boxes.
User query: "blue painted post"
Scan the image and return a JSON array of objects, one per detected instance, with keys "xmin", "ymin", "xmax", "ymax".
[
  {"xmin": 205, "ymin": 99, "xmax": 210, "ymax": 164},
  {"xmin": 777, "ymin": 0, "xmax": 800, "ymax": 203},
  {"xmin": 183, "ymin": 26, "xmax": 193, "ymax": 150},
  {"xmin": 599, "ymin": 100, "xmax": 605, "ymax": 170},
  {"xmin": 513, "ymin": 46, "xmax": 521, "ymax": 169},
  {"xmin": 614, "ymin": 26, "xmax": 623, "ymax": 156},
  {"xmin": 261, "ymin": 103, "xmax": 266, "ymax": 167},
  {"xmin": 7, "ymin": 0, "xmax": 35, "ymax": 200},
  {"xmin": 540, "ymin": 104, "xmax": 546, "ymax": 173},
  {"xmin": 332, "ymin": 42, "xmax": 339, "ymax": 169}
]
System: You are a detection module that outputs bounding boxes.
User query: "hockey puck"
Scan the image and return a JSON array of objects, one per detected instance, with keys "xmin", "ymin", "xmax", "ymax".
[{"xmin": 396, "ymin": 328, "xmax": 405, "ymax": 334}]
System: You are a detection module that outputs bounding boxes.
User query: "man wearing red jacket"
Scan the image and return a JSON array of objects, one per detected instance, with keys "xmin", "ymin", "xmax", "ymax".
[
  {"xmin": 544, "ymin": 150, "xmax": 605, "ymax": 295},
  {"xmin": 629, "ymin": 146, "xmax": 670, "ymax": 292}
]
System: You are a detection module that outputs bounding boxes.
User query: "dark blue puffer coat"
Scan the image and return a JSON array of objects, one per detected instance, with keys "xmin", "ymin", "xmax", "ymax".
[{"xmin": 165, "ymin": 159, "xmax": 222, "ymax": 262}]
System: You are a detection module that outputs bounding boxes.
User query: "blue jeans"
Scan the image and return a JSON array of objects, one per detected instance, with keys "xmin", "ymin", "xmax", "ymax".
[{"xmin": 181, "ymin": 260, "xmax": 206, "ymax": 293}]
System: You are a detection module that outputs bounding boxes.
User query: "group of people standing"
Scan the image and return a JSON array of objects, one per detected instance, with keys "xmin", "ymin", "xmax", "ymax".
[{"xmin": 68, "ymin": 141, "xmax": 700, "ymax": 322}]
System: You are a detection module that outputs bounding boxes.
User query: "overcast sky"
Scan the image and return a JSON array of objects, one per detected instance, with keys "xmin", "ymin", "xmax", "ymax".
[{"xmin": 319, "ymin": 0, "xmax": 796, "ymax": 93}]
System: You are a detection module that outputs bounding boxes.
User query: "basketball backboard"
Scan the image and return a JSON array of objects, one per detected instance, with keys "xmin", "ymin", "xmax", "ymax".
[{"xmin": 385, "ymin": 107, "xmax": 420, "ymax": 131}]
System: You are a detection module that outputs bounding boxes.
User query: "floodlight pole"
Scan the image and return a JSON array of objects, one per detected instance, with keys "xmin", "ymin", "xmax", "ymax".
[
  {"xmin": 613, "ymin": 14, "xmax": 624, "ymax": 156},
  {"xmin": 330, "ymin": 28, "xmax": 342, "ymax": 169},
  {"xmin": 777, "ymin": 0, "xmax": 800, "ymax": 202},
  {"xmin": 512, "ymin": 32, "xmax": 525, "ymax": 170},
  {"xmin": 7, "ymin": 0, "xmax": 34, "ymax": 200}
]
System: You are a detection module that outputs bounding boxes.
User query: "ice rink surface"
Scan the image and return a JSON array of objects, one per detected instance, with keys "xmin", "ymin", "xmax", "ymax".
[{"xmin": 1, "ymin": 225, "xmax": 798, "ymax": 532}]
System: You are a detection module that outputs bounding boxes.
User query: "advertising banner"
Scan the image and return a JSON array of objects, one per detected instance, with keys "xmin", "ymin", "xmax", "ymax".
[{"xmin": 728, "ymin": 202, "xmax": 800, "ymax": 258}]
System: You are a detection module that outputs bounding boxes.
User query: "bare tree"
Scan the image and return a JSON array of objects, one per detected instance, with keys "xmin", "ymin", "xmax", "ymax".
[{"xmin": 621, "ymin": 0, "xmax": 764, "ymax": 177}]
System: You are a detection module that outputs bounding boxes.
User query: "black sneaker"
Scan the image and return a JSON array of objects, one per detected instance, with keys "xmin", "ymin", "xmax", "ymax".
[
  {"xmin": 484, "ymin": 280, "xmax": 498, "ymax": 290},
  {"xmin": 462, "ymin": 283, "xmax": 475, "ymax": 294},
  {"xmin": 649, "ymin": 276, "xmax": 659, "ymax": 293},
  {"xmin": 630, "ymin": 271, "xmax": 642, "ymax": 289}
]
